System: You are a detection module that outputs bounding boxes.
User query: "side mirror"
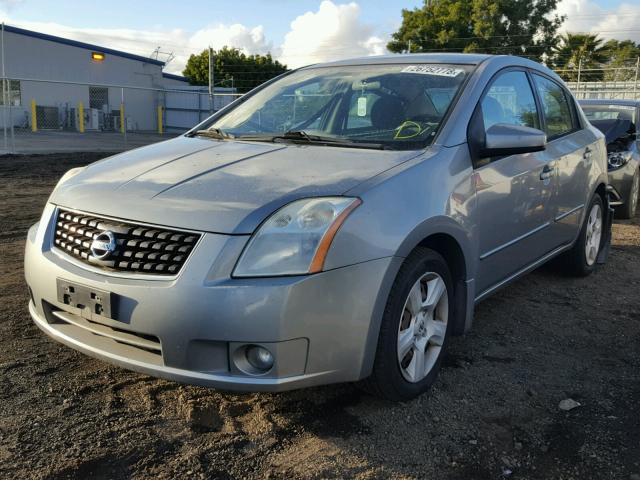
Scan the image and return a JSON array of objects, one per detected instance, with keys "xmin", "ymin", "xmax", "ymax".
[{"xmin": 481, "ymin": 123, "xmax": 547, "ymax": 157}]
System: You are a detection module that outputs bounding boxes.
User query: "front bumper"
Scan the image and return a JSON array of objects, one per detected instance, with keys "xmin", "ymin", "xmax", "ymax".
[
  {"xmin": 25, "ymin": 204, "xmax": 398, "ymax": 391},
  {"xmin": 596, "ymin": 186, "xmax": 616, "ymax": 265},
  {"xmin": 608, "ymin": 160, "xmax": 638, "ymax": 206}
]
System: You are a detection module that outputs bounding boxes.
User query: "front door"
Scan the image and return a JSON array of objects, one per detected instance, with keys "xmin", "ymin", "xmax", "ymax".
[{"xmin": 472, "ymin": 70, "xmax": 557, "ymax": 294}]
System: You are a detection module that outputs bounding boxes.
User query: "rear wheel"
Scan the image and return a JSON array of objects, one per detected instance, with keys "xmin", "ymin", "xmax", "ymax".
[
  {"xmin": 616, "ymin": 168, "xmax": 639, "ymax": 220},
  {"xmin": 560, "ymin": 194, "xmax": 604, "ymax": 276},
  {"xmin": 362, "ymin": 247, "xmax": 453, "ymax": 401}
]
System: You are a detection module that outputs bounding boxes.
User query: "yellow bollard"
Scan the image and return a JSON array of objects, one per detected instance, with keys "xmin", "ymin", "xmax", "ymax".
[
  {"xmin": 157, "ymin": 105, "xmax": 163, "ymax": 134},
  {"xmin": 31, "ymin": 99, "xmax": 37, "ymax": 132},
  {"xmin": 120, "ymin": 103, "xmax": 125, "ymax": 133},
  {"xmin": 78, "ymin": 101, "xmax": 85, "ymax": 133}
]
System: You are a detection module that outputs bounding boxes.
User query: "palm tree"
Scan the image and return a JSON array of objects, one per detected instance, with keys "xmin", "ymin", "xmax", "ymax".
[
  {"xmin": 602, "ymin": 39, "xmax": 640, "ymax": 81},
  {"xmin": 552, "ymin": 33, "xmax": 608, "ymax": 82}
]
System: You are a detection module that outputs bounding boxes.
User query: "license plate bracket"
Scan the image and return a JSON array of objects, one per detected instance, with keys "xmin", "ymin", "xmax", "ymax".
[{"xmin": 56, "ymin": 279, "xmax": 115, "ymax": 320}]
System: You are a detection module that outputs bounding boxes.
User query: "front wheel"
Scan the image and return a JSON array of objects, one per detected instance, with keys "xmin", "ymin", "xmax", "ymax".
[
  {"xmin": 361, "ymin": 247, "xmax": 453, "ymax": 401},
  {"xmin": 560, "ymin": 194, "xmax": 604, "ymax": 276}
]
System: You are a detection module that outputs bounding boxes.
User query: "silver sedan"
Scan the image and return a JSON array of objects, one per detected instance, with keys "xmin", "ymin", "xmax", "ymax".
[{"xmin": 25, "ymin": 54, "xmax": 612, "ymax": 400}]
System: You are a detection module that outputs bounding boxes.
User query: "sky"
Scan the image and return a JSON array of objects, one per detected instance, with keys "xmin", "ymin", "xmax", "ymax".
[{"xmin": 0, "ymin": 0, "xmax": 639, "ymax": 75}]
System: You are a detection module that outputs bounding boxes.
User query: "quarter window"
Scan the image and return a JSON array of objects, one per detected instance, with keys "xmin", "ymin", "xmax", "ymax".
[
  {"xmin": 532, "ymin": 74, "xmax": 575, "ymax": 139},
  {"xmin": 481, "ymin": 71, "xmax": 539, "ymax": 131}
]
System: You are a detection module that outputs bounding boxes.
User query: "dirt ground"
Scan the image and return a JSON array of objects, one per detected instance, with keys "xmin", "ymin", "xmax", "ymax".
[{"xmin": 1, "ymin": 153, "xmax": 639, "ymax": 480}]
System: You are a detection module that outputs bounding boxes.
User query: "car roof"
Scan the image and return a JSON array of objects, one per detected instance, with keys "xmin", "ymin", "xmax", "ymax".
[
  {"xmin": 300, "ymin": 53, "xmax": 558, "ymax": 78},
  {"xmin": 579, "ymin": 99, "xmax": 640, "ymax": 107},
  {"xmin": 301, "ymin": 53, "xmax": 493, "ymax": 68}
]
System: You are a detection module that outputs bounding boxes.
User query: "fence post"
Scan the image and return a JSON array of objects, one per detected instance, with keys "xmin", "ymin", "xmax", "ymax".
[
  {"xmin": 119, "ymin": 102, "xmax": 125, "ymax": 134},
  {"xmin": 2, "ymin": 79, "xmax": 7, "ymax": 151},
  {"xmin": 157, "ymin": 105, "xmax": 163, "ymax": 134},
  {"xmin": 576, "ymin": 58, "xmax": 582, "ymax": 99},
  {"xmin": 30, "ymin": 98, "xmax": 37, "ymax": 132},
  {"xmin": 120, "ymin": 87, "xmax": 127, "ymax": 146},
  {"xmin": 208, "ymin": 47, "xmax": 214, "ymax": 113},
  {"xmin": 78, "ymin": 101, "xmax": 84, "ymax": 133},
  {"xmin": 634, "ymin": 57, "xmax": 639, "ymax": 100}
]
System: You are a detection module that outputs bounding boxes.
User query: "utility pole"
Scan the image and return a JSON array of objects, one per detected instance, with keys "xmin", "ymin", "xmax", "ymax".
[
  {"xmin": 208, "ymin": 47, "xmax": 215, "ymax": 112},
  {"xmin": 407, "ymin": 40, "xmax": 412, "ymax": 53}
]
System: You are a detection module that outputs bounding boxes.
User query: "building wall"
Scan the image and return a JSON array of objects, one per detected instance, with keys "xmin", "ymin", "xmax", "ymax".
[
  {"xmin": 0, "ymin": 29, "xmax": 165, "ymax": 130},
  {"xmin": 0, "ymin": 28, "xmax": 239, "ymax": 132},
  {"xmin": 0, "ymin": 29, "xmax": 165, "ymax": 85},
  {"xmin": 161, "ymin": 75, "xmax": 191, "ymax": 89}
]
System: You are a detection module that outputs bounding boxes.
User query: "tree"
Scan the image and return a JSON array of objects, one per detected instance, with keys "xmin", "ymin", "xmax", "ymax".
[
  {"xmin": 602, "ymin": 39, "xmax": 640, "ymax": 81},
  {"xmin": 552, "ymin": 33, "xmax": 608, "ymax": 82},
  {"xmin": 387, "ymin": 0, "xmax": 565, "ymax": 61},
  {"xmin": 182, "ymin": 47, "xmax": 287, "ymax": 93}
]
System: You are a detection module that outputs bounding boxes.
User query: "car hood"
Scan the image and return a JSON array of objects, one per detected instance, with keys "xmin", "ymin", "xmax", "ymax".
[
  {"xmin": 591, "ymin": 119, "xmax": 633, "ymax": 145},
  {"xmin": 51, "ymin": 136, "xmax": 421, "ymax": 234}
]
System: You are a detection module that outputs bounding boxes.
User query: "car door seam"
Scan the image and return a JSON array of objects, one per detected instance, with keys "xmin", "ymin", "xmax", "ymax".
[
  {"xmin": 554, "ymin": 203, "xmax": 585, "ymax": 222},
  {"xmin": 479, "ymin": 222, "xmax": 551, "ymax": 260}
]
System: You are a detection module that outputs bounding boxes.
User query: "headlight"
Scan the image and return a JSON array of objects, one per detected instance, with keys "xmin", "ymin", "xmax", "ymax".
[
  {"xmin": 607, "ymin": 151, "xmax": 632, "ymax": 170},
  {"xmin": 233, "ymin": 197, "xmax": 361, "ymax": 277}
]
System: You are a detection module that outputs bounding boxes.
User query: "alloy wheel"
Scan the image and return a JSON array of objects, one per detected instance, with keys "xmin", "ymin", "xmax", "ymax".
[
  {"xmin": 397, "ymin": 272, "xmax": 449, "ymax": 383},
  {"xmin": 585, "ymin": 202, "xmax": 603, "ymax": 266}
]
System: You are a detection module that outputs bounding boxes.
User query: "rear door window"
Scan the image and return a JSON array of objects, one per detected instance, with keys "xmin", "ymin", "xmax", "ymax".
[{"xmin": 532, "ymin": 74, "xmax": 576, "ymax": 139}]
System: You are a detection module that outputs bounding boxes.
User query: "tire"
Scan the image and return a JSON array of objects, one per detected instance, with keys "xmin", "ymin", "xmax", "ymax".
[
  {"xmin": 361, "ymin": 247, "xmax": 454, "ymax": 401},
  {"xmin": 560, "ymin": 194, "xmax": 605, "ymax": 277},
  {"xmin": 616, "ymin": 168, "xmax": 639, "ymax": 220}
]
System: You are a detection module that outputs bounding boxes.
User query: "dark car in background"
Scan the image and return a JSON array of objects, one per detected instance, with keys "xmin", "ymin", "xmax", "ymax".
[{"xmin": 580, "ymin": 100, "xmax": 640, "ymax": 218}]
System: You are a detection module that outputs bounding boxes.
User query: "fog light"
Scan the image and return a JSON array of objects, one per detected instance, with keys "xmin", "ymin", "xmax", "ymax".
[{"xmin": 246, "ymin": 345, "xmax": 274, "ymax": 371}]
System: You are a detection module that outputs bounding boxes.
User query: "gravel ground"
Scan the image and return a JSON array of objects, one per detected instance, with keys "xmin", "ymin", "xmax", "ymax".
[{"xmin": 1, "ymin": 153, "xmax": 639, "ymax": 480}]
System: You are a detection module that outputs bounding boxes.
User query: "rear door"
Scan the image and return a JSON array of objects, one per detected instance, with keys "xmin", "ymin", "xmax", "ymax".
[
  {"xmin": 471, "ymin": 69, "xmax": 557, "ymax": 294},
  {"xmin": 531, "ymin": 73, "xmax": 595, "ymax": 244}
]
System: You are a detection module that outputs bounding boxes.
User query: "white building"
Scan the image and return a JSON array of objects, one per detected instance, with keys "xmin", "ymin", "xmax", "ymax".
[{"xmin": 0, "ymin": 24, "xmax": 234, "ymax": 132}]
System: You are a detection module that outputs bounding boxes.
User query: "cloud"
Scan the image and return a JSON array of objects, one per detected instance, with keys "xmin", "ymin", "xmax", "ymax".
[
  {"xmin": 0, "ymin": 18, "xmax": 274, "ymax": 74},
  {"xmin": 0, "ymin": 1, "xmax": 391, "ymax": 73},
  {"xmin": 188, "ymin": 24, "xmax": 273, "ymax": 56},
  {"xmin": 556, "ymin": 0, "xmax": 640, "ymax": 43},
  {"xmin": 0, "ymin": 0, "xmax": 23, "ymax": 11},
  {"xmin": 2, "ymin": 17, "xmax": 191, "ymax": 68},
  {"xmin": 175, "ymin": 23, "xmax": 274, "ymax": 75},
  {"xmin": 279, "ymin": 1, "xmax": 388, "ymax": 68}
]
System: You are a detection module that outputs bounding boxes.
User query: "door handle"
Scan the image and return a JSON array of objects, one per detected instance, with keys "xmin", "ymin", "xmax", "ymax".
[
  {"xmin": 540, "ymin": 164, "xmax": 554, "ymax": 181},
  {"xmin": 583, "ymin": 147, "xmax": 593, "ymax": 160}
]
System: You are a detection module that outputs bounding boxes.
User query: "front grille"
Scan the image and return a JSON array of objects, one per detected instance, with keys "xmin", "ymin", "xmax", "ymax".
[{"xmin": 53, "ymin": 209, "xmax": 201, "ymax": 275}]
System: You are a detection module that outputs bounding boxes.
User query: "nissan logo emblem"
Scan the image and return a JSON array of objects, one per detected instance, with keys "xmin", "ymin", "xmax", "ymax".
[{"xmin": 90, "ymin": 231, "xmax": 117, "ymax": 260}]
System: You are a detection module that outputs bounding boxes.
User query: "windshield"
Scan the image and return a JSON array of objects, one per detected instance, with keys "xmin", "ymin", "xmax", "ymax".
[
  {"xmin": 200, "ymin": 64, "xmax": 472, "ymax": 150},
  {"xmin": 582, "ymin": 104, "xmax": 637, "ymax": 126}
]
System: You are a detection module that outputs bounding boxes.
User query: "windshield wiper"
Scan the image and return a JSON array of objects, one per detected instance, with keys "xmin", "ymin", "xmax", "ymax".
[
  {"xmin": 280, "ymin": 130, "xmax": 319, "ymax": 141},
  {"xmin": 237, "ymin": 130, "xmax": 389, "ymax": 150},
  {"xmin": 187, "ymin": 128, "xmax": 234, "ymax": 140}
]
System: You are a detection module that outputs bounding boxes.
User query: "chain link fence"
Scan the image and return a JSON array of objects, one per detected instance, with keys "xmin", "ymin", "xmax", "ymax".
[
  {"xmin": 0, "ymin": 77, "xmax": 242, "ymax": 154},
  {"xmin": 557, "ymin": 62, "xmax": 640, "ymax": 100},
  {"xmin": 1, "ymin": 67, "xmax": 638, "ymax": 154},
  {"xmin": 566, "ymin": 80, "xmax": 640, "ymax": 101}
]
